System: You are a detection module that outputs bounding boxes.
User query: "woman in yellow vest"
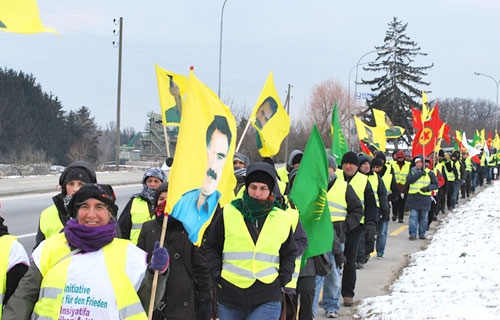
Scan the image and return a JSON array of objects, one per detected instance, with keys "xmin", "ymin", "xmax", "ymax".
[
  {"xmin": 0, "ymin": 213, "xmax": 30, "ymax": 319},
  {"xmin": 204, "ymin": 162, "xmax": 297, "ymax": 320},
  {"xmin": 406, "ymin": 156, "xmax": 438, "ymax": 240},
  {"xmin": 3, "ymin": 184, "xmax": 170, "ymax": 320},
  {"xmin": 118, "ymin": 167, "xmax": 167, "ymax": 245},
  {"xmin": 34, "ymin": 161, "xmax": 97, "ymax": 250}
]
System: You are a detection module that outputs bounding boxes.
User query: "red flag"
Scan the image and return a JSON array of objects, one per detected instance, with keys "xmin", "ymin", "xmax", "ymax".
[
  {"xmin": 359, "ymin": 140, "xmax": 373, "ymax": 157},
  {"xmin": 412, "ymin": 107, "xmax": 422, "ymax": 130},
  {"xmin": 411, "ymin": 104, "xmax": 445, "ymax": 158},
  {"xmin": 487, "ymin": 131, "xmax": 493, "ymax": 149}
]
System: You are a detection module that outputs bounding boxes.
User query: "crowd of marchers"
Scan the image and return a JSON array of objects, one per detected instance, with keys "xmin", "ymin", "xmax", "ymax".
[{"xmin": 0, "ymin": 145, "xmax": 495, "ymax": 320}]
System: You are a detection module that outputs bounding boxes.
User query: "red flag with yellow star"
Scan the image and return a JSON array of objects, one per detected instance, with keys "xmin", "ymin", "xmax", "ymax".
[{"xmin": 412, "ymin": 103, "xmax": 446, "ymax": 158}]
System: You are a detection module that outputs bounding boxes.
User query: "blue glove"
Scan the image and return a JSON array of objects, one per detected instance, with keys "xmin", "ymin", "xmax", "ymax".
[{"xmin": 149, "ymin": 241, "xmax": 170, "ymax": 274}]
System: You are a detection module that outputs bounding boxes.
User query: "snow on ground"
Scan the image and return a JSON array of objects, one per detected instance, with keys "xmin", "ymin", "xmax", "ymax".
[{"xmin": 356, "ymin": 182, "xmax": 500, "ymax": 320}]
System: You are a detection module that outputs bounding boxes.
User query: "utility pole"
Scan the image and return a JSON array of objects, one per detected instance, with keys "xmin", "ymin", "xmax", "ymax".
[{"xmin": 113, "ymin": 17, "xmax": 123, "ymax": 171}]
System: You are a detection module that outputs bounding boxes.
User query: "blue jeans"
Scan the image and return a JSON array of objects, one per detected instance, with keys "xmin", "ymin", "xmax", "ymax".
[
  {"xmin": 312, "ymin": 245, "xmax": 344, "ymax": 317},
  {"xmin": 376, "ymin": 220, "xmax": 388, "ymax": 255},
  {"xmin": 471, "ymin": 171, "xmax": 478, "ymax": 192},
  {"xmin": 409, "ymin": 208, "xmax": 428, "ymax": 236},
  {"xmin": 218, "ymin": 301, "xmax": 282, "ymax": 320}
]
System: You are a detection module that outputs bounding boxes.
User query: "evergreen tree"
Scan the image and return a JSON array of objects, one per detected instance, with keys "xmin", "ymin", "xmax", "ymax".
[
  {"xmin": 0, "ymin": 68, "xmax": 67, "ymax": 163},
  {"xmin": 362, "ymin": 17, "xmax": 433, "ymax": 145}
]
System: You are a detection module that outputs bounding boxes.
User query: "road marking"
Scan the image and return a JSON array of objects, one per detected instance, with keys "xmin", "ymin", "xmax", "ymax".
[
  {"xmin": 390, "ymin": 225, "xmax": 408, "ymax": 236},
  {"xmin": 16, "ymin": 232, "xmax": 37, "ymax": 239}
]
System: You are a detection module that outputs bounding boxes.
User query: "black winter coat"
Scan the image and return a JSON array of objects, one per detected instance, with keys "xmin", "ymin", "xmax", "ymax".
[{"xmin": 137, "ymin": 216, "xmax": 212, "ymax": 320}]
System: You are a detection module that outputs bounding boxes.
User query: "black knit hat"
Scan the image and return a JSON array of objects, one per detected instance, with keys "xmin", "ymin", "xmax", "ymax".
[
  {"xmin": 438, "ymin": 149, "xmax": 445, "ymax": 157},
  {"xmin": 153, "ymin": 182, "xmax": 169, "ymax": 206},
  {"xmin": 59, "ymin": 161, "xmax": 97, "ymax": 195},
  {"xmin": 371, "ymin": 157, "xmax": 384, "ymax": 168},
  {"xmin": 375, "ymin": 152, "xmax": 386, "ymax": 163},
  {"xmin": 341, "ymin": 151, "xmax": 359, "ymax": 166},
  {"xmin": 358, "ymin": 155, "xmax": 370, "ymax": 167},
  {"xmin": 68, "ymin": 183, "xmax": 118, "ymax": 218},
  {"xmin": 245, "ymin": 162, "xmax": 276, "ymax": 192}
]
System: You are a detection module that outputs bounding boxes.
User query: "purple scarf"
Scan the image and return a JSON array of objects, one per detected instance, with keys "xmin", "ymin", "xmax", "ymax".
[{"xmin": 64, "ymin": 220, "xmax": 117, "ymax": 252}]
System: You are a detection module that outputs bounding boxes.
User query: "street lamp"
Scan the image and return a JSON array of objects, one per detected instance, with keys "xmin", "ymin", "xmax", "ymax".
[
  {"xmin": 217, "ymin": 0, "xmax": 229, "ymax": 98},
  {"xmin": 474, "ymin": 72, "xmax": 500, "ymax": 133},
  {"xmin": 353, "ymin": 46, "xmax": 397, "ymax": 102}
]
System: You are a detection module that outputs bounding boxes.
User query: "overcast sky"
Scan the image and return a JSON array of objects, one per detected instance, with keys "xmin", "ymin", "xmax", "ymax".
[{"xmin": 2, "ymin": 0, "xmax": 500, "ymax": 131}]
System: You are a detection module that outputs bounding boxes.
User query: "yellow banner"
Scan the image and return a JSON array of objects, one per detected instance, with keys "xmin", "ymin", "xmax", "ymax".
[{"xmin": 249, "ymin": 72, "xmax": 290, "ymax": 157}]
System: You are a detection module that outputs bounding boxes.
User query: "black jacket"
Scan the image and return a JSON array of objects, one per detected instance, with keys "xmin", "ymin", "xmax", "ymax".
[
  {"xmin": 204, "ymin": 207, "xmax": 297, "ymax": 312},
  {"xmin": 137, "ymin": 216, "xmax": 212, "ymax": 320}
]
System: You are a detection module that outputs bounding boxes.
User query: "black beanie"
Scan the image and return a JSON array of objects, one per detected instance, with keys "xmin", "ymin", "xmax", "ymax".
[
  {"xmin": 68, "ymin": 183, "xmax": 118, "ymax": 218},
  {"xmin": 438, "ymin": 149, "xmax": 445, "ymax": 157},
  {"xmin": 59, "ymin": 161, "xmax": 97, "ymax": 195},
  {"xmin": 341, "ymin": 151, "xmax": 359, "ymax": 166},
  {"xmin": 375, "ymin": 152, "xmax": 386, "ymax": 163},
  {"xmin": 371, "ymin": 157, "xmax": 384, "ymax": 168},
  {"xmin": 358, "ymin": 155, "xmax": 370, "ymax": 167},
  {"xmin": 245, "ymin": 162, "xmax": 276, "ymax": 192}
]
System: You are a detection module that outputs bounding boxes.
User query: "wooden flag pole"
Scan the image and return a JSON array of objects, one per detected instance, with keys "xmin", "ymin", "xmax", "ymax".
[
  {"xmin": 147, "ymin": 212, "xmax": 169, "ymax": 320},
  {"xmin": 163, "ymin": 126, "xmax": 171, "ymax": 158},
  {"xmin": 235, "ymin": 119, "xmax": 251, "ymax": 152}
]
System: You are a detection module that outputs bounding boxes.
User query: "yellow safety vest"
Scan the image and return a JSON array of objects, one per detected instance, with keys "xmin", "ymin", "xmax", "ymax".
[
  {"xmin": 380, "ymin": 170, "xmax": 394, "ymax": 195},
  {"xmin": 408, "ymin": 169, "xmax": 432, "ymax": 196},
  {"xmin": 337, "ymin": 170, "xmax": 368, "ymax": 224},
  {"xmin": 392, "ymin": 161, "xmax": 411, "ymax": 185},
  {"xmin": 33, "ymin": 233, "xmax": 146, "ymax": 320},
  {"xmin": 327, "ymin": 179, "xmax": 348, "ymax": 222},
  {"xmin": 40, "ymin": 205, "xmax": 64, "ymax": 240},
  {"xmin": 488, "ymin": 154, "xmax": 496, "ymax": 167},
  {"xmin": 444, "ymin": 161, "xmax": 457, "ymax": 182},
  {"xmin": 276, "ymin": 167, "xmax": 289, "ymax": 184},
  {"xmin": 0, "ymin": 235, "xmax": 16, "ymax": 318},
  {"xmin": 221, "ymin": 204, "xmax": 292, "ymax": 289},
  {"xmin": 130, "ymin": 198, "xmax": 154, "ymax": 245},
  {"xmin": 284, "ymin": 206, "xmax": 300, "ymax": 290},
  {"xmin": 367, "ymin": 174, "xmax": 381, "ymax": 208},
  {"xmin": 465, "ymin": 157, "xmax": 472, "ymax": 172}
]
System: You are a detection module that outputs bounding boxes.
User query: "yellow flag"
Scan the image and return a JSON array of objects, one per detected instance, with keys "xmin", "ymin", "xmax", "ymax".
[
  {"xmin": 421, "ymin": 91, "xmax": 433, "ymax": 122},
  {"xmin": 434, "ymin": 123, "xmax": 446, "ymax": 154},
  {"xmin": 372, "ymin": 108, "xmax": 405, "ymax": 139},
  {"xmin": 168, "ymin": 70, "xmax": 236, "ymax": 246},
  {"xmin": 354, "ymin": 116, "xmax": 387, "ymax": 152},
  {"xmin": 0, "ymin": 0, "xmax": 58, "ymax": 35},
  {"xmin": 155, "ymin": 64, "xmax": 187, "ymax": 126},
  {"xmin": 494, "ymin": 131, "xmax": 500, "ymax": 149},
  {"xmin": 480, "ymin": 129, "xmax": 485, "ymax": 145},
  {"xmin": 249, "ymin": 72, "xmax": 290, "ymax": 157}
]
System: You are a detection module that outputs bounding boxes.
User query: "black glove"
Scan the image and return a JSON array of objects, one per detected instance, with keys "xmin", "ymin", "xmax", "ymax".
[
  {"xmin": 420, "ymin": 187, "xmax": 429, "ymax": 192},
  {"xmin": 365, "ymin": 223, "xmax": 376, "ymax": 241},
  {"xmin": 334, "ymin": 252, "xmax": 346, "ymax": 269}
]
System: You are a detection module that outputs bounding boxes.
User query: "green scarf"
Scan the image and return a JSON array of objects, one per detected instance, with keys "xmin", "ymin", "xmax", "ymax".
[{"xmin": 231, "ymin": 192, "xmax": 278, "ymax": 223}]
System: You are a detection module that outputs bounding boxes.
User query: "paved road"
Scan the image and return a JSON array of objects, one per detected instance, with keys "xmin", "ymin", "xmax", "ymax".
[{"xmin": 0, "ymin": 170, "xmax": 146, "ymax": 197}]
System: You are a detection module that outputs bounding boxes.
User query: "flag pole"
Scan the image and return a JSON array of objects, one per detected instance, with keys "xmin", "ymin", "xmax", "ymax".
[
  {"xmin": 236, "ymin": 119, "xmax": 251, "ymax": 152},
  {"xmin": 147, "ymin": 213, "xmax": 169, "ymax": 320},
  {"xmin": 163, "ymin": 126, "xmax": 171, "ymax": 158}
]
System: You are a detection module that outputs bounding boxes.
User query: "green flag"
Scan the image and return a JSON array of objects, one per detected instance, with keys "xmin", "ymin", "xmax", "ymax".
[
  {"xmin": 330, "ymin": 102, "xmax": 348, "ymax": 160},
  {"xmin": 290, "ymin": 126, "xmax": 334, "ymax": 266}
]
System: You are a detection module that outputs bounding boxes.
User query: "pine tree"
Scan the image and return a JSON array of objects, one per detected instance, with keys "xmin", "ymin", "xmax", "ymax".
[{"xmin": 362, "ymin": 17, "xmax": 433, "ymax": 145}]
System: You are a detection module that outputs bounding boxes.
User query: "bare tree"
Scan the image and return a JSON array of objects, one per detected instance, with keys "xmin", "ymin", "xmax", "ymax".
[{"xmin": 302, "ymin": 79, "xmax": 358, "ymax": 150}]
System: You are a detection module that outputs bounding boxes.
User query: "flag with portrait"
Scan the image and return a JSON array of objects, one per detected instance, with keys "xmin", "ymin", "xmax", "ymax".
[
  {"xmin": 249, "ymin": 72, "xmax": 290, "ymax": 157},
  {"xmin": 168, "ymin": 69, "xmax": 236, "ymax": 246},
  {"xmin": 155, "ymin": 64, "xmax": 188, "ymax": 126}
]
